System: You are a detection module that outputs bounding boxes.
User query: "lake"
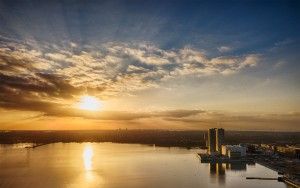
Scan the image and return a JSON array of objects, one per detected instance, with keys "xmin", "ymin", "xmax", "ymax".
[{"xmin": 0, "ymin": 143, "xmax": 289, "ymax": 188}]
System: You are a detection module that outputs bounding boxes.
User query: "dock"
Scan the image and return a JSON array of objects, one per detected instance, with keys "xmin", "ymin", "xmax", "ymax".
[
  {"xmin": 246, "ymin": 177, "xmax": 280, "ymax": 181},
  {"xmin": 282, "ymin": 177, "xmax": 300, "ymax": 188}
]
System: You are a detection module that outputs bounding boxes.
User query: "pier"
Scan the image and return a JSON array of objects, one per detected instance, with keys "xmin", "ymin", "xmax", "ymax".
[{"xmin": 246, "ymin": 177, "xmax": 280, "ymax": 181}]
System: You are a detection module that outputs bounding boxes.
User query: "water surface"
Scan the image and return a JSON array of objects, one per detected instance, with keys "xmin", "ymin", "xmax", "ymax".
[{"xmin": 0, "ymin": 143, "xmax": 288, "ymax": 188}]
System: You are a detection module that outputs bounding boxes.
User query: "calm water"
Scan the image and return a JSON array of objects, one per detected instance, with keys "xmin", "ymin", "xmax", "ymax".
[{"xmin": 0, "ymin": 143, "xmax": 288, "ymax": 188}]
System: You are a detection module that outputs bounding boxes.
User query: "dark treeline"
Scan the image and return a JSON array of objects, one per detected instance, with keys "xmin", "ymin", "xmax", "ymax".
[{"xmin": 0, "ymin": 130, "xmax": 299, "ymax": 148}]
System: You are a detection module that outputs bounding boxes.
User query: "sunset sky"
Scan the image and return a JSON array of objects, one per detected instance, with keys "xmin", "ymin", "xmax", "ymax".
[{"xmin": 0, "ymin": 0, "xmax": 299, "ymax": 131}]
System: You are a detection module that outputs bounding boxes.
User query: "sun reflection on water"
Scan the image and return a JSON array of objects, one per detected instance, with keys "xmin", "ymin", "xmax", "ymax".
[{"xmin": 83, "ymin": 145, "xmax": 94, "ymax": 171}]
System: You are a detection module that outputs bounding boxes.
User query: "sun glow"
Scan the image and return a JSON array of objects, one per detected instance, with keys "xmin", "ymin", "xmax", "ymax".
[
  {"xmin": 83, "ymin": 145, "xmax": 94, "ymax": 171},
  {"xmin": 77, "ymin": 96, "xmax": 102, "ymax": 111}
]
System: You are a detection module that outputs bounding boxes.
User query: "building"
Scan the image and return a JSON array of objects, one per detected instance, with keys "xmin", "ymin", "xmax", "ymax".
[
  {"xmin": 216, "ymin": 128, "xmax": 225, "ymax": 153},
  {"xmin": 207, "ymin": 128, "xmax": 225, "ymax": 155},
  {"xmin": 221, "ymin": 145, "xmax": 228, "ymax": 156},
  {"xmin": 204, "ymin": 133, "xmax": 208, "ymax": 147},
  {"xmin": 221, "ymin": 145, "xmax": 246, "ymax": 159},
  {"xmin": 208, "ymin": 128, "xmax": 217, "ymax": 154},
  {"xmin": 228, "ymin": 150, "xmax": 241, "ymax": 159},
  {"xmin": 276, "ymin": 145, "xmax": 300, "ymax": 159}
]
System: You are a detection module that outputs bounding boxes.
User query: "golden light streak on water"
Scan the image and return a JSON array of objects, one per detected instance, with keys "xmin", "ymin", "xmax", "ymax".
[{"xmin": 83, "ymin": 145, "xmax": 94, "ymax": 171}]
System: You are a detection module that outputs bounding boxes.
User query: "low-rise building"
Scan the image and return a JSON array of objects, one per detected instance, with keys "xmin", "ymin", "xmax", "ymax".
[
  {"xmin": 221, "ymin": 145, "xmax": 246, "ymax": 159},
  {"xmin": 276, "ymin": 145, "xmax": 300, "ymax": 159}
]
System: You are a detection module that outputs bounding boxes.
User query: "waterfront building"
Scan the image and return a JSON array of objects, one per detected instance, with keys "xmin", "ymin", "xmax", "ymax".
[
  {"xmin": 276, "ymin": 145, "xmax": 300, "ymax": 159},
  {"xmin": 207, "ymin": 128, "xmax": 225, "ymax": 155},
  {"xmin": 208, "ymin": 128, "xmax": 217, "ymax": 154},
  {"xmin": 216, "ymin": 128, "xmax": 225, "ymax": 153},
  {"xmin": 221, "ymin": 145, "xmax": 228, "ymax": 156},
  {"xmin": 221, "ymin": 145, "xmax": 246, "ymax": 159}
]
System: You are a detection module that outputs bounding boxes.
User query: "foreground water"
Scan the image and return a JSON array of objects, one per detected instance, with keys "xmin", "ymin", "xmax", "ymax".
[{"xmin": 0, "ymin": 143, "xmax": 288, "ymax": 188}]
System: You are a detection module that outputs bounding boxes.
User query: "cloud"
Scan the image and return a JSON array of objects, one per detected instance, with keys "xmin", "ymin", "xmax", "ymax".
[
  {"xmin": 162, "ymin": 111, "xmax": 300, "ymax": 131},
  {"xmin": 45, "ymin": 109, "xmax": 206, "ymax": 121},
  {"xmin": 273, "ymin": 61, "xmax": 286, "ymax": 69},
  {"xmin": 165, "ymin": 111, "xmax": 300, "ymax": 123},
  {"xmin": 0, "ymin": 38, "xmax": 260, "ymax": 114},
  {"xmin": 2, "ymin": 97, "xmax": 298, "ymax": 130},
  {"xmin": 1, "ymin": 81, "xmax": 297, "ymax": 130},
  {"xmin": 217, "ymin": 46, "xmax": 232, "ymax": 53},
  {"xmin": 45, "ymin": 53, "xmax": 67, "ymax": 62},
  {"xmin": 3, "ymin": 95, "xmax": 296, "ymax": 131}
]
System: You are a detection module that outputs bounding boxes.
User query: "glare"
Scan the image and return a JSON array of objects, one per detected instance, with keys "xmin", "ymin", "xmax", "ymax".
[
  {"xmin": 78, "ymin": 95, "xmax": 102, "ymax": 111},
  {"xmin": 83, "ymin": 145, "xmax": 94, "ymax": 171}
]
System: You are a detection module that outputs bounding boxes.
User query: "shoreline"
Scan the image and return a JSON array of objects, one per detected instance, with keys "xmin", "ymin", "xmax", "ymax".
[
  {"xmin": 198, "ymin": 152, "xmax": 300, "ymax": 188},
  {"xmin": 255, "ymin": 160, "xmax": 300, "ymax": 188}
]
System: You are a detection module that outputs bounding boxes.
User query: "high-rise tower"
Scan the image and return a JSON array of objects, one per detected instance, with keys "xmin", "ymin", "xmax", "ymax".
[
  {"xmin": 207, "ymin": 128, "xmax": 225, "ymax": 155},
  {"xmin": 216, "ymin": 128, "xmax": 225, "ymax": 153},
  {"xmin": 208, "ymin": 128, "xmax": 216, "ymax": 154}
]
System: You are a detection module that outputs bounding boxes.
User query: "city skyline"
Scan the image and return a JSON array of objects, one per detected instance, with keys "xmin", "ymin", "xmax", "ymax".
[{"xmin": 0, "ymin": 0, "xmax": 299, "ymax": 131}]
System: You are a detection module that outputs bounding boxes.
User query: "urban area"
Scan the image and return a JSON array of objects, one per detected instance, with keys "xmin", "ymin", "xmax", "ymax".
[{"xmin": 199, "ymin": 128, "xmax": 300, "ymax": 187}]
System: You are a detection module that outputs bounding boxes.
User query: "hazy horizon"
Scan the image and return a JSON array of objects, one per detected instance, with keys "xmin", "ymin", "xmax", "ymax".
[
  {"xmin": 0, "ymin": 0, "xmax": 299, "ymax": 131},
  {"xmin": 2, "ymin": 128, "xmax": 300, "ymax": 133}
]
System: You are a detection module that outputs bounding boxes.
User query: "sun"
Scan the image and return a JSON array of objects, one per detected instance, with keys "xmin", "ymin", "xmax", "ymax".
[{"xmin": 77, "ymin": 95, "xmax": 102, "ymax": 111}]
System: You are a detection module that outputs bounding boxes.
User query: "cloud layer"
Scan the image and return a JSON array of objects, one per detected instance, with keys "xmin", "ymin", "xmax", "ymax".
[
  {"xmin": 0, "ymin": 37, "xmax": 298, "ymax": 131},
  {"xmin": 0, "ymin": 37, "xmax": 260, "ymax": 113}
]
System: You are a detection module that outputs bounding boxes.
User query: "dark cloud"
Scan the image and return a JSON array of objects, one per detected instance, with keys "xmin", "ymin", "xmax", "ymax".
[
  {"xmin": 43, "ymin": 108, "xmax": 206, "ymax": 121},
  {"xmin": 162, "ymin": 112, "xmax": 300, "ymax": 131},
  {"xmin": 156, "ymin": 109, "xmax": 205, "ymax": 118}
]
